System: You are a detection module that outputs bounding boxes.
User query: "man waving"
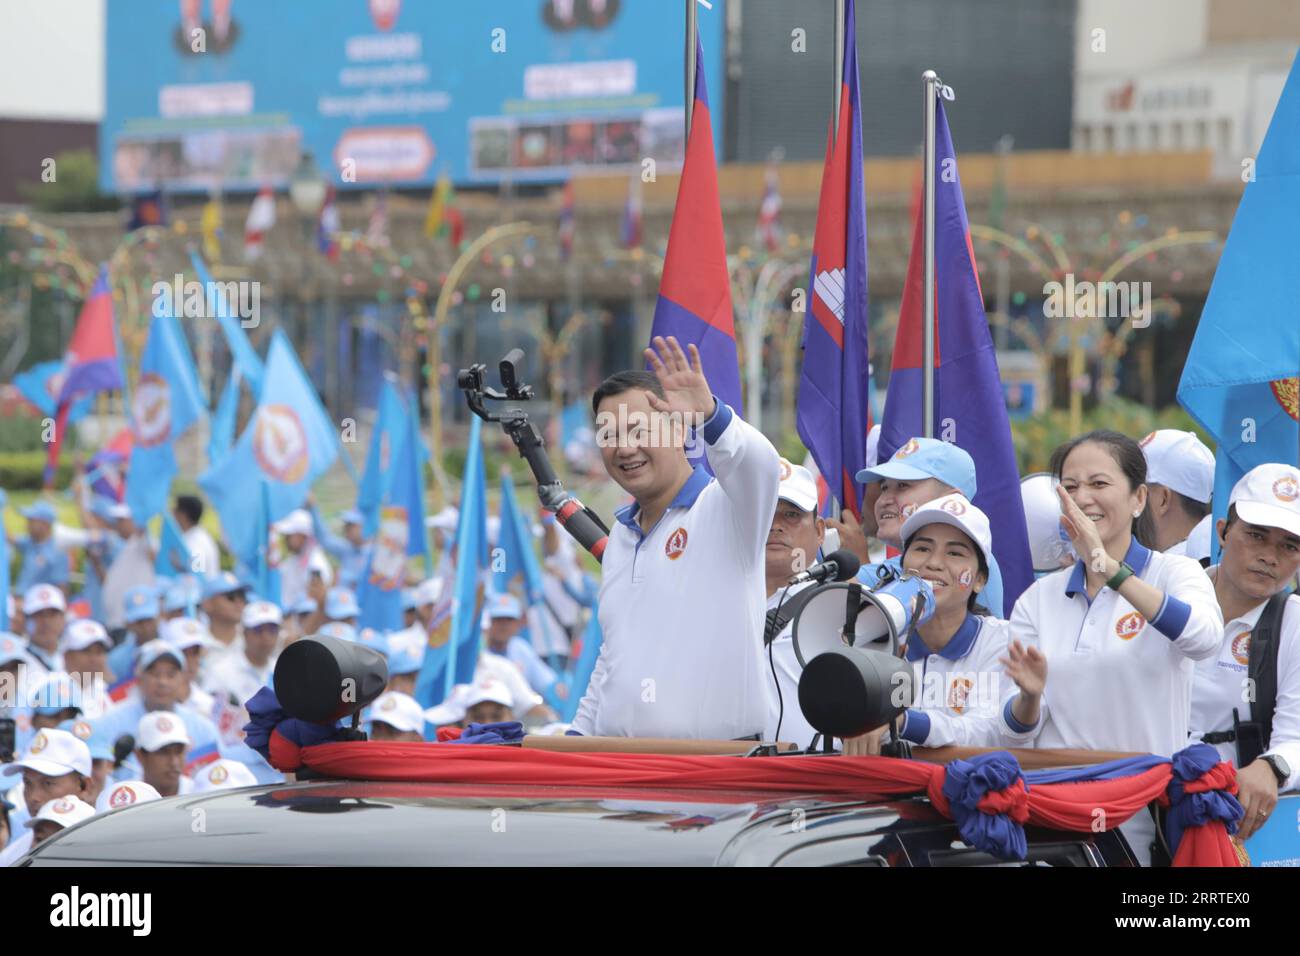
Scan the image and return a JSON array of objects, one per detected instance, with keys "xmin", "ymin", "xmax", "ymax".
[{"xmin": 571, "ymin": 336, "xmax": 781, "ymax": 739}]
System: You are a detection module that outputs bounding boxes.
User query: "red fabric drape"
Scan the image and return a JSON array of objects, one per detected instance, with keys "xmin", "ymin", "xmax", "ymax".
[{"xmin": 277, "ymin": 742, "xmax": 1239, "ymax": 866}]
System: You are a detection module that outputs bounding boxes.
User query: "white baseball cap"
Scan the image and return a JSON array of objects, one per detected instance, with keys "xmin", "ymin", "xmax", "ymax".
[
  {"xmin": 242, "ymin": 600, "xmax": 284, "ymax": 630},
  {"xmin": 425, "ymin": 506, "xmax": 459, "ymax": 532},
  {"xmin": 368, "ymin": 691, "xmax": 426, "ymax": 734},
  {"xmin": 899, "ymin": 492, "xmax": 995, "ymax": 571},
  {"xmin": 23, "ymin": 584, "xmax": 66, "ymax": 615},
  {"xmin": 27, "ymin": 795, "xmax": 95, "ymax": 831},
  {"xmin": 95, "ymin": 779, "xmax": 163, "ymax": 813},
  {"xmin": 2, "ymin": 728, "xmax": 92, "ymax": 778},
  {"xmin": 414, "ymin": 577, "xmax": 443, "ymax": 608},
  {"xmin": 163, "ymin": 616, "xmax": 216, "ymax": 651},
  {"xmin": 136, "ymin": 711, "xmax": 191, "ymax": 752},
  {"xmin": 276, "ymin": 509, "xmax": 313, "ymax": 536},
  {"xmin": 424, "ymin": 684, "xmax": 471, "ymax": 726},
  {"xmin": 192, "ymin": 759, "xmax": 259, "ymax": 792},
  {"xmin": 464, "ymin": 678, "xmax": 514, "ymax": 711},
  {"xmin": 1229, "ymin": 463, "xmax": 1300, "ymax": 539},
  {"xmin": 1140, "ymin": 429, "xmax": 1214, "ymax": 503},
  {"xmin": 776, "ymin": 458, "xmax": 819, "ymax": 512},
  {"xmin": 61, "ymin": 618, "xmax": 112, "ymax": 652}
]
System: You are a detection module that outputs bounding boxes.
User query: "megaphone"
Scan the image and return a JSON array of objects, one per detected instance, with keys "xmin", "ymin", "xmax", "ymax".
[
  {"xmin": 798, "ymin": 646, "xmax": 917, "ymax": 739},
  {"xmin": 791, "ymin": 573, "xmax": 936, "ymax": 668},
  {"xmin": 274, "ymin": 634, "xmax": 390, "ymax": 725}
]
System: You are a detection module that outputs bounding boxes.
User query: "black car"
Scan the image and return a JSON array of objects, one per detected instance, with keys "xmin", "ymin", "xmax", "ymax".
[{"xmin": 20, "ymin": 779, "xmax": 1136, "ymax": 866}]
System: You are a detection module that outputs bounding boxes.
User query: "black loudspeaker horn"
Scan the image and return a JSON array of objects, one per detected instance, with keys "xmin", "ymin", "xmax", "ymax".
[
  {"xmin": 274, "ymin": 635, "xmax": 389, "ymax": 725},
  {"xmin": 797, "ymin": 647, "xmax": 917, "ymax": 740}
]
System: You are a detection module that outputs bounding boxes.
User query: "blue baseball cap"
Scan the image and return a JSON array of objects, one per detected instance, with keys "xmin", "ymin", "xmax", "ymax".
[
  {"xmin": 340, "ymin": 508, "xmax": 364, "ymax": 526},
  {"xmin": 324, "ymin": 587, "xmax": 360, "ymax": 620},
  {"xmin": 401, "ymin": 588, "xmax": 419, "ymax": 612},
  {"xmin": 29, "ymin": 672, "xmax": 83, "ymax": 715},
  {"xmin": 317, "ymin": 621, "xmax": 358, "ymax": 643},
  {"xmin": 123, "ymin": 585, "xmax": 161, "ymax": 623},
  {"xmin": 137, "ymin": 641, "xmax": 185, "ymax": 673},
  {"xmin": 58, "ymin": 717, "xmax": 113, "ymax": 762},
  {"xmin": 386, "ymin": 644, "xmax": 423, "ymax": 676},
  {"xmin": 855, "ymin": 437, "xmax": 978, "ymax": 500},
  {"xmin": 163, "ymin": 577, "xmax": 201, "ymax": 614},
  {"xmin": 358, "ymin": 627, "xmax": 390, "ymax": 655},
  {"xmin": 487, "ymin": 593, "xmax": 523, "ymax": 620},
  {"xmin": 21, "ymin": 500, "xmax": 56, "ymax": 523},
  {"xmin": 0, "ymin": 632, "xmax": 29, "ymax": 667},
  {"xmin": 285, "ymin": 596, "xmax": 317, "ymax": 616},
  {"xmin": 201, "ymin": 572, "xmax": 248, "ymax": 602}
]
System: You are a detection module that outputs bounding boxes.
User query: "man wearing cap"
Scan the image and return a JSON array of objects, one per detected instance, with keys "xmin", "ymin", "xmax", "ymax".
[
  {"xmin": 1190, "ymin": 463, "xmax": 1300, "ymax": 839},
  {"xmin": 203, "ymin": 600, "xmax": 281, "ymax": 708},
  {"xmin": 308, "ymin": 496, "xmax": 370, "ymax": 591},
  {"xmin": 25, "ymin": 795, "xmax": 96, "ymax": 852},
  {"xmin": 135, "ymin": 711, "xmax": 195, "ymax": 796},
  {"xmin": 276, "ymin": 508, "xmax": 333, "ymax": 607},
  {"xmin": 483, "ymin": 593, "xmax": 561, "ymax": 698},
  {"xmin": 366, "ymin": 690, "xmax": 427, "ymax": 742},
  {"xmin": 0, "ymin": 728, "xmax": 92, "ymax": 861},
  {"xmin": 164, "ymin": 617, "xmax": 218, "ymax": 720},
  {"xmin": 384, "ymin": 643, "xmax": 423, "ymax": 697},
  {"xmin": 24, "ymin": 672, "xmax": 84, "ymax": 736},
  {"xmin": 1141, "ymin": 429, "xmax": 1215, "ymax": 562},
  {"xmin": 161, "ymin": 577, "xmax": 199, "ymax": 621},
  {"xmin": 173, "ymin": 494, "xmax": 220, "ymax": 577},
  {"xmin": 95, "ymin": 642, "xmax": 223, "ymax": 783},
  {"xmin": 59, "ymin": 717, "xmax": 115, "ymax": 806},
  {"xmin": 192, "ymin": 758, "xmax": 257, "ymax": 792},
  {"xmin": 464, "ymin": 678, "xmax": 515, "ymax": 725},
  {"xmin": 106, "ymin": 584, "xmax": 163, "ymax": 684},
  {"xmin": 761, "ymin": 459, "xmax": 827, "ymax": 747},
  {"xmin": 95, "ymin": 779, "xmax": 162, "ymax": 813},
  {"xmin": 571, "ymin": 337, "xmax": 781, "ymax": 739},
  {"xmin": 61, "ymin": 619, "xmax": 114, "ymax": 718},
  {"xmin": 850, "ymin": 437, "xmax": 1006, "ymax": 618},
  {"xmin": 0, "ymin": 633, "xmax": 32, "ymax": 745},
  {"xmin": 199, "ymin": 571, "xmax": 249, "ymax": 677},
  {"xmin": 21, "ymin": 583, "xmax": 67, "ymax": 678},
  {"xmin": 9, "ymin": 500, "xmax": 70, "ymax": 592}
]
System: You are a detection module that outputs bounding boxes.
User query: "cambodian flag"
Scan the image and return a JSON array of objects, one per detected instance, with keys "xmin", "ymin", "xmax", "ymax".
[
  {"xmin": 796, "ymin": 0, "xmax": 870, "ymax": 516},
  {"xmin": 879, "ymin": 97, "xmax": 1034, "ymax": 615},
  {"xmin": 647, "ymin": 31, "xmax": 742, "ymax": 416},
  {"xmin": 757, "ymin": 165, "xmax": 782, "ymax": 254},
  {"xmin": 45, "ymin": 266, "xmax": 123, "ymax": 486}
]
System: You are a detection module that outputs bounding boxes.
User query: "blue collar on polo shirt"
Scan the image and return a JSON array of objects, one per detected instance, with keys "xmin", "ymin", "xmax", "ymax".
[
  {"xmin": 614, "ymin": 465, "xmax": 713, "ymax": 538},
  {"xmin": 905, "ymin": 612, "xmax": 981, "ymax": 662},
  {"xmin": 1064, "ymin": 537, "xmax": 1153, "ymax": 598}
]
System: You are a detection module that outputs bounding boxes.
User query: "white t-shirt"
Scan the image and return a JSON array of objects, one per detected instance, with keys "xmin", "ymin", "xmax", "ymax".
[{"xmin": 183, "ymin": 525, "xmax": 221, "ymax": 578}]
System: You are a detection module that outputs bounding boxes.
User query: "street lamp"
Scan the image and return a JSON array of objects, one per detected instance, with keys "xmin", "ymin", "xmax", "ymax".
[{"xmin": 289, "ymin": 151, "xmax": 327, "ymax": 225}]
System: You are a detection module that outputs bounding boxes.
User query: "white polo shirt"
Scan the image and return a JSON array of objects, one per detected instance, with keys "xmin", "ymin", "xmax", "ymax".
[
  {"xmin": 1009, "ymin": 539, "xmax": 1223, "ymax": 758},
  {"xmin": 763, "ymin": 582, "xmax": 818, "ymax": 748},
  {"xmin": 1166, "ymin": 514, "xmax": 1212, "ymax": 563},
  {"xmin": 1190, "ymin": 583, "xmax": 1300, "ymax": 792},
  {"xmin": 896, "ymin": 614, "xmax": 1042, "ymax": 749},
  {"xmin": 572, "ymin": 401, "xmax": 780, "ymax": 739}
]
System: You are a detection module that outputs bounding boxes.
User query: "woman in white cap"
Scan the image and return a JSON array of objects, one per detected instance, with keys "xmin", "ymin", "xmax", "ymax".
[
  {"xmin": 844, "ymin": 494, "xmax": 1047, "ymax": 754},
  {"xmin": 1010, "ymin": 430, "xmax": 1223, "ymax": 864}
]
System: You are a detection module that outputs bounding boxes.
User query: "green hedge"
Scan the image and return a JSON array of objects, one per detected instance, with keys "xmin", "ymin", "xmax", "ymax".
[
  {"xmin": 0, "ymin": 451, "xmax": 74, "ymax": 491},
  {"xmin": 0, "ymin": 414, "xmax": 48, "ymax": 454}
]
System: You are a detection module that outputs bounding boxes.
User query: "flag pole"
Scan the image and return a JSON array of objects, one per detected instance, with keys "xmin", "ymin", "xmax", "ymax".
[
  {"xmin": 921, "ymin": 71, "xmax": 940, "ymax": 438},
  {"xmin": 833, "ymin": 0, "xmax": 845, "ymax": 131},
  {"xmin": 684, "ymin": 0, "xmax": 697, "ymax": 139}
]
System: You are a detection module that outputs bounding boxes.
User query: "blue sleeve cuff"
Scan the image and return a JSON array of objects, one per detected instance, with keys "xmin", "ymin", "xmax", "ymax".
[
  {"xmin": 899, "ymin": 710, "xmax": 930, "ymax": 745},
  {"xmin": 1151, "ymin": 594, "xmax": 1192, "ymax": 641},
  {"xmin": 564, "ymin": 729, "xmax": 584, "ymax": 736},
  {"xmin": 1003, "ymin": 697, "xmax": 1038, "ymax": 734},
  {"xmin": 700, "ymin": 397, "xmax": 732, "ymax": 445}
]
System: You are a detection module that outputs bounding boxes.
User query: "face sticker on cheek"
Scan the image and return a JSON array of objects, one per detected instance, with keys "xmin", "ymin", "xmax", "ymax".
[
  {"xmin": 900, "ymin": 503, "xmax": 917, "ymax": 520},
  {"xmin": 957, "ymin": 568, "xmax": 973, "ymax": 589}
]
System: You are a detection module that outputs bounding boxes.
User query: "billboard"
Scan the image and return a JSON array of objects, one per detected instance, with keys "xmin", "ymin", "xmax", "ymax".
[{"xmin": 102, "ymin": 0, "xmax": 726, "ymax": 193}]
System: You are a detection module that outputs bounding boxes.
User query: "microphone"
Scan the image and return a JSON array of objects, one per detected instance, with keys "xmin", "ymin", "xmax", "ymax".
[{"xmin": 787, "ymin": 549, "xmax": 861, "ymax": 586}]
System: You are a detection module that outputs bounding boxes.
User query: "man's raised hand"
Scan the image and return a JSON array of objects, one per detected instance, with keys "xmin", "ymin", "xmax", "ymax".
[{"xmin": 643, "ymin": 335, "xmax": 715, "ymax": 422}]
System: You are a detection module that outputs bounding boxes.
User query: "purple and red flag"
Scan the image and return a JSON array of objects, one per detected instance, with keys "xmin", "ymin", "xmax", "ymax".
[
  {"xmin": 45, "ymin": 266, "xmax": 123, "ymax": 486},
  {"xmin": 796, "ymin": 0, "xmax": 870, "ymax": 516},
  {"xmin": 879, "ymin": 97, "xmax": 1034, "ymax": 614},
  {"xmin": 757, "ymin": 164, "xmax": 782, "ymax": 254},
  {"xmin": 647, "ymin": 32, "xmax": 742, "ymax": 416}
]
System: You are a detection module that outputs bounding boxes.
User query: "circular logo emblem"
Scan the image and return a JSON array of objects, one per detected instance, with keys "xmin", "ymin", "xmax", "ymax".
[
  {"xmin": 1232, "ymin": 631, "xmax": 1251, "ymax": 667},
  {"xmin": 209, "ymin": 764, "xmax": 229, "ymax": 784},
  {"xmin": 1139, "ymin": 431, "xmax": 1157, "ymax": 448},
  {"xmin": 51, "ymin": 797, "xmax": 77, "ymax": 814},
  {"xmin": 895, "ymin": 438, "xmax": 921, "ymax": 459},
  {"xmin": 110, "ymin": 784, "xmax": 137, "ymax": 807},
  {"xmin": 1272, "ymin": 476, "xmax": 1299, "ymax": 503},
  {"xmin": 380, "ymin": 696, "xmax": 397, "ymax": 711},
  {"xmin": 947, "ymin": 677, "xmax": 974, "ymax": 714},
  {"xmin": 131, "ymin": 372, "xmax": 172, "ymax": 447},
  {"xmin": 900, "ymin": 502, "xmax": 918, "ymax": 520},
  {"xmin": 155, "ymin": 715, "xmax": 174, "ymax": 733},
  {"xmin": 778, "ymin": 458, "xmax": 792, "ymax": 481},
  {"xmin": 30, "ymin": 731, "xmax": 48, "ymax": 754},
  {"xmin": 664, "ymin": 527, "xmax": 689, "ymax": 560},
  {"xmin": 940, "ymin": 498, "xmax": 967, "ymax": 516},
  {"xmin": 1270, "ymin": 377, "xmax": 1299, "ymax": 423},
  {"xmin": 72, "ymin": 720, "xmax": 92, "ymax": 740},
  {"xmin": 253, "ymin": 404, "xmax": 309, "ymax": 483},
  {"xmin": 957, "ymin": 568, "xmax": 973, "ymax": 589},
  {"xmin": 369, "ymin": 0, "xmax": 401, "ymax": 31},
  {"xmin": 1115, "ymin": 611, "xmax": 1146, "ymax": 640}
]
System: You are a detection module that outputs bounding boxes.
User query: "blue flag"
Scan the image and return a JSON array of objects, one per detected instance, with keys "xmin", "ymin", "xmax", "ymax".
[
  {"xmin": 13, "ymin": 361, "xmax": 92, "ymax": 424},
  {"xmin": 357, "ymin": 376, "xmax": 407, "ymax": 538},
  {"xmin": 191, "ymin": 251, "xmax": 265, "ymax": 396},
  {"xmin": 251, "ymin": 481, "xmax": 282, "ymax": 605},
  {"xmin": 155, "ymin": 513, "xmax": 194, "ymax": 576},
  {"xmin": 126, "ymin": 312, "xmax": 206, "ymax": 524},
  {"xmin": 208, "ymin": 366, "xmax": 241, "ymax": 466},
  {"xmin": 878, "ymin": 98, "xmax": 1035, "ymax": 616},
  {"xmin": 1178, "ymin": 52, "xmax": 1300, "ymax": 561},
  {"xmin": 414, "ymin": 416, "xmax": 487, "ymax": 707},
  {"xmin": 356, "ymin": 381, "xmax": 428, "ymax": 632},
  {"xmin": 798, "ymin": 0, "xmax": 872, "ymax": 517},
  {"xmin": 493, "ymin": 472, "xmax": 546, "ymax": 604},
  {"xmin": 560, "ymin": 613, "xmax": 602, "ymax": 724},
  {"xmin": 199, "ymin": 329, "xmax": 340, "ymax": 569}
]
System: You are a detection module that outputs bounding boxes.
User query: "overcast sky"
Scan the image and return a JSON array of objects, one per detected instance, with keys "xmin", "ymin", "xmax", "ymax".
[{"xmin": 0, "ymin": 0, "xmax": 104, "ymax": 121}]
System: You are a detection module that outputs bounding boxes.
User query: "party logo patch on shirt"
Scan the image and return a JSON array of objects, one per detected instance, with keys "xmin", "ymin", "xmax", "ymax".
[
  {"xmin": 1115, "ymin": 611, "xmax": 1146, "ymax": 640},
  {"xmin": 946, "ymin": 677, "xmax": 974, "ymax": 714},
  {"xmin": 1231, "ymin": 630, "xmax": 1251, "ymax": 667},
  {"xmin": 664, "ymin": 527, "xmax": 689, "ymax": 560}
]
